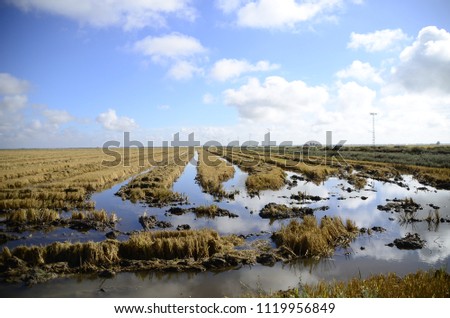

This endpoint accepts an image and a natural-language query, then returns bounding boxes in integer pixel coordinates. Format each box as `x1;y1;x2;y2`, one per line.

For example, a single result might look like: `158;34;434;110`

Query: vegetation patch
196;149;237;199
2;209;118;232
116;153;190;206
0;148;157;211
272;216;358;258
209;148;287;194
0;229;261;284
269;269;450;298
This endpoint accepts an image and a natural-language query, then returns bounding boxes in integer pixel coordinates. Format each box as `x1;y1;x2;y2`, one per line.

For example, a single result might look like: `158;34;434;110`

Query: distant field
0;148;168;211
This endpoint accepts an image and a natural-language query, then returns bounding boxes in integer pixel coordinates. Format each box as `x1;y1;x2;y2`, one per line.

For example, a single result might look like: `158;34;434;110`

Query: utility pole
370;113;377;146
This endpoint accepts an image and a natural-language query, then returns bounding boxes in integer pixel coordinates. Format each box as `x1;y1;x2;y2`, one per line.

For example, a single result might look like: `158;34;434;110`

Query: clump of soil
377;198;422;213
167;205;238;218
139;214;173;230
259;203;314;219
392;233;426;250
290;192;328;202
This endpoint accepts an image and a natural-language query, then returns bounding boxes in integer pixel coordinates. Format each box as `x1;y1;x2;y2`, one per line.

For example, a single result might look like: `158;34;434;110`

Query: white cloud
215;0;245;14
0;95;28;111
96;109;138;131
7;0;196;30
210;59;280;81
336;60;383;84
133;33;206;61
0;73;30;95
224;76;329;123
336;81;376;111
394;26;450;93
168;60;203;80
202;93;215;105
231;0;344;29
348;28;409;52
133;33;207;80
42;109;74;125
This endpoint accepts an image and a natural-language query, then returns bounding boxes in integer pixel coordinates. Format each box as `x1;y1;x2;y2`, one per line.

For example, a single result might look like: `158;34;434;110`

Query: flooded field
0;148;449;297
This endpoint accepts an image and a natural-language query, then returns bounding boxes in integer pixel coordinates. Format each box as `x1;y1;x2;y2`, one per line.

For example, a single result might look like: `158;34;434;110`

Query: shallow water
1;156;449;297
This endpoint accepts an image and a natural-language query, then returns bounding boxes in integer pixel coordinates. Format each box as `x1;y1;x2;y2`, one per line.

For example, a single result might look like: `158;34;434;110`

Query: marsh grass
209;148;287;193
6;209;60;224
0;148;161;210
271;269;450;298
71;209;117;224
272;216;358;257
196;149;235;198
0;229;244;269
116;153;190;206
120;229;237;260
245;164;286;193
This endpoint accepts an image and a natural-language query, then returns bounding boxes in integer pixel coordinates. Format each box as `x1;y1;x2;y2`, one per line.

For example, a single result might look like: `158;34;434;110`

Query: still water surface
1;157;449;297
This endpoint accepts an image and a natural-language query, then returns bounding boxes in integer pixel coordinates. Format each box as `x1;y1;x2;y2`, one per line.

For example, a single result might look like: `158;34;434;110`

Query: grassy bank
269;269;450;298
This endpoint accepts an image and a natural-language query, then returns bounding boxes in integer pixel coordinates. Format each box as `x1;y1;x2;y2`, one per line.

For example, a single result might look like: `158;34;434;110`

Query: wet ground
0;156;449;297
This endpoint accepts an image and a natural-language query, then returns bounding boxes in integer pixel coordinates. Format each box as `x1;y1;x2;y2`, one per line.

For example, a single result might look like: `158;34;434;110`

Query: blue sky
1;0;449;148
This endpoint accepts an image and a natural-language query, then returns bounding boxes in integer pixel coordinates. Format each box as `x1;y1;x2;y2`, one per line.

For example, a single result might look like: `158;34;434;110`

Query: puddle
1;154;449;297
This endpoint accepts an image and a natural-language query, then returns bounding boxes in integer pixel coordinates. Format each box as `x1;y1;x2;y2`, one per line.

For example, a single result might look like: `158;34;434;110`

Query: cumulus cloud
133;33;206;61
210;59;280;82
7;0;196;30
0;95;28;111
133;33;206;80
168;60;203;80
0;73;29;115
96;109;138;131
216;0;344;29
0;73;30;95
224;76;329;123
393;26;450;93
336;60;383;84
42;109;75;125
215;0;245;14
348;28;409;52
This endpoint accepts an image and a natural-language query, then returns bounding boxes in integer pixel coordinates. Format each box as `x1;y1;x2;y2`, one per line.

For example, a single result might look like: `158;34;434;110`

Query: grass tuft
272;216;358;257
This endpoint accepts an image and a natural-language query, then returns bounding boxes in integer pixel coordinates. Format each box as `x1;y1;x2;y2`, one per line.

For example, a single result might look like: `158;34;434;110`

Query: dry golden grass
119;229;238;260
116;150;190;206
0;148;165;210
70;209;117;223
196;149;235;198
6;209;60;224
210;148;287;194
272;216;358;257
1;229;244;267
272;269;450;298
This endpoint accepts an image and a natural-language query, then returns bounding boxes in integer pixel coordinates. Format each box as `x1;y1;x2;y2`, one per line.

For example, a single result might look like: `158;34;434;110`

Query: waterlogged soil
1;154;450;297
